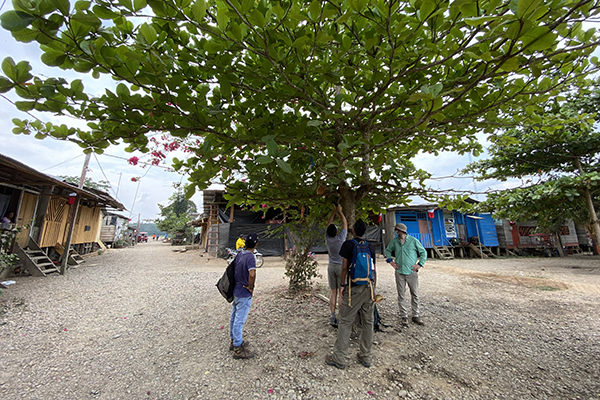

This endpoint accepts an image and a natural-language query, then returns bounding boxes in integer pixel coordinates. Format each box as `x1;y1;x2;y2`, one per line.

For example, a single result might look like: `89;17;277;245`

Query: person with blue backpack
326;219;376;369
385;223;427;327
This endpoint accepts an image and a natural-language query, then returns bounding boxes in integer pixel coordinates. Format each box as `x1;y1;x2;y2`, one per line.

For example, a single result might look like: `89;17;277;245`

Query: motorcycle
226;247;264;268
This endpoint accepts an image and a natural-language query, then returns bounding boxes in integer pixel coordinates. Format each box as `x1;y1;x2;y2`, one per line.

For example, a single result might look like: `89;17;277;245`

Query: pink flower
368;391;375;395
128;156;139;166
220;326;224;330
268;389;273;394
262;204;267;208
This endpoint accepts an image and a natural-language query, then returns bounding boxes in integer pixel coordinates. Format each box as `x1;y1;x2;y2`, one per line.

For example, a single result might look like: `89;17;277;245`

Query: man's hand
390;261;399;270
411;264;421;272
243;285;254;295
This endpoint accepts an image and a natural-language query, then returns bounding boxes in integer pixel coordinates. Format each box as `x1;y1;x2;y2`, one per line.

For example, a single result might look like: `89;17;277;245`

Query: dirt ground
0;241;599;400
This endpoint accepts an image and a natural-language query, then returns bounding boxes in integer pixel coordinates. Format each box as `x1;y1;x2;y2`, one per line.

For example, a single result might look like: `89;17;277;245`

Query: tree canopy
1;0;600;222
155;189;197;236
466;87;600;252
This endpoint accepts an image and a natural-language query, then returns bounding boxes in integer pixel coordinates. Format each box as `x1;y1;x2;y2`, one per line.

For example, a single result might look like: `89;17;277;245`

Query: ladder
55;243;86;265
13;240;58;277
433;245;454;260
206;204;220;256
469;243;495;258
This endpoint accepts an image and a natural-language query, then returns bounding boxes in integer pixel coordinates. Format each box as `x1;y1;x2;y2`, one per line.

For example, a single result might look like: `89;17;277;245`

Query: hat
394;223;407;233
245;233;258;248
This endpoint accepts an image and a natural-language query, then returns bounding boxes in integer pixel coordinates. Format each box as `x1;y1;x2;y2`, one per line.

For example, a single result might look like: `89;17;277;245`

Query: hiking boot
229;339;234;351
401;318;409;327
325;354;345;370
233;341;255;360
412;317;424;326
330;313;338;327
357;354;371;368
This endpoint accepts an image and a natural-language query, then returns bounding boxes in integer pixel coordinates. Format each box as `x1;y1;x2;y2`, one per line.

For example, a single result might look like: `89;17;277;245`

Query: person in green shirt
385;223;427;327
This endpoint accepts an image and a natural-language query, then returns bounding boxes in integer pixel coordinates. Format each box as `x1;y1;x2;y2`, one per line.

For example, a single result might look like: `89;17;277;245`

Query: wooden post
60;153;90;275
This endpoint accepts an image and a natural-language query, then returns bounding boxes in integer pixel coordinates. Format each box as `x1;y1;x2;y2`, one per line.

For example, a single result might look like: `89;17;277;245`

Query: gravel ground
0;241;599;400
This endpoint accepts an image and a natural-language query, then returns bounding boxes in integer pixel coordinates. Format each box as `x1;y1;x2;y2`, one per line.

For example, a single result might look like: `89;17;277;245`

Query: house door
16;192;37;247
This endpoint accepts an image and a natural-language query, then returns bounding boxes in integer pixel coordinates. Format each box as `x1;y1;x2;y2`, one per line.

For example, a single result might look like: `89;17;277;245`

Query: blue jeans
230;296;252;347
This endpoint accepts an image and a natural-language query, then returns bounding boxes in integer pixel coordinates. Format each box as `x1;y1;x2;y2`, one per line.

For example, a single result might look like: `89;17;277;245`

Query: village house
0;153;124;277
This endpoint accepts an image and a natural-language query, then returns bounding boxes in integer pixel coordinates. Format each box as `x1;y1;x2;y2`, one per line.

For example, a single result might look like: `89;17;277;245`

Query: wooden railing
408;233;433;248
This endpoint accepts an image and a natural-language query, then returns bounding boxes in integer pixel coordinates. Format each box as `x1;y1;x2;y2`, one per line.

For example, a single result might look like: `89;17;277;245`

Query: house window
416;212;426;219
399;214;417;222
111;216;117;226
518;226;534;236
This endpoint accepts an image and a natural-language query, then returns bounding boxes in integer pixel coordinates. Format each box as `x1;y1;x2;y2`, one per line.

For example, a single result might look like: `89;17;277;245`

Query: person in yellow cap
235;234;245;250
385;223;427;327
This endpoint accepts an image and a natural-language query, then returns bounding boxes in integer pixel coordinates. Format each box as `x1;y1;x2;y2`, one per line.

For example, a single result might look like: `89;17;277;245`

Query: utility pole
60;153;91;275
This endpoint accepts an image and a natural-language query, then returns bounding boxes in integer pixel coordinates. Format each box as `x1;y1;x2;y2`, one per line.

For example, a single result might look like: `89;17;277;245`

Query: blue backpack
350;239;375;285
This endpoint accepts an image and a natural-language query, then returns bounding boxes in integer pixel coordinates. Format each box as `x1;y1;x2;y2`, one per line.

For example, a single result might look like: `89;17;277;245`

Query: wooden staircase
433;245;454;260
469;243;495;258
55;242;86;266
13;240;58;277
206;204;220;256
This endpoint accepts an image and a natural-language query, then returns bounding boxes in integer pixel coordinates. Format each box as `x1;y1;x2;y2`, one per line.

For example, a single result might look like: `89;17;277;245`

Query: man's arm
245;269;256;295
340;258;348;296
327;205;337;226
337;204;348;231
385;239;398;269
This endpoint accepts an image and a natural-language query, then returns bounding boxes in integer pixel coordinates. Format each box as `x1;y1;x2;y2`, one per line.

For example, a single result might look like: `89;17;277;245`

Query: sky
0;3;532;219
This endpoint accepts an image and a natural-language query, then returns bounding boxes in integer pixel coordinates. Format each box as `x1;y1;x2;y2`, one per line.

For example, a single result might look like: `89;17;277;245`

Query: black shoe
357;354;371;368
401;318;409;327
412;317;424;326
325;354;345;369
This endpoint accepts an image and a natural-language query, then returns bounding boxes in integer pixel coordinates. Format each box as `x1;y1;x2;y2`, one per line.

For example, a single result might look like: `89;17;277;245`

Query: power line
40;153;85;172
93;153;119;200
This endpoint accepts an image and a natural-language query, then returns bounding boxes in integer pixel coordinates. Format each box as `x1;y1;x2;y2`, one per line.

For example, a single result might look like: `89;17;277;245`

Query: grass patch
537;285;561;291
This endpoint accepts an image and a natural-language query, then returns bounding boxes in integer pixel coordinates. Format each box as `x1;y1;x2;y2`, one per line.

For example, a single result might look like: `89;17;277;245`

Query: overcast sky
0;4;533;219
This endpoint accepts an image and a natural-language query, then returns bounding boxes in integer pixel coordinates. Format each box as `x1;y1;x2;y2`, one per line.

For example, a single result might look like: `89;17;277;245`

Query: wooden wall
16;192;37;247
39;197;102;247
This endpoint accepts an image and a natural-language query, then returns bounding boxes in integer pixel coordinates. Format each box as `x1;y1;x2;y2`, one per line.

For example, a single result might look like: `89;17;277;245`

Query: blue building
383;202;499;258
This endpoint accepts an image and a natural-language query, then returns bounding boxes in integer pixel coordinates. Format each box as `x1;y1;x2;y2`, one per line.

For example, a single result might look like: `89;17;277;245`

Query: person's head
326;224;338;238
245;233;258;249
239;234;245;239
394;223;408;238
353;219;367;237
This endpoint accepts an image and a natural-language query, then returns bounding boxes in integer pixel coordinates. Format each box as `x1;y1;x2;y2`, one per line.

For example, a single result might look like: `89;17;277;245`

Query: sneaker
325;354;345;369
412;317;424;326
357;354;371;368
401;318;409;327
233;341;255;359
330;313;338;327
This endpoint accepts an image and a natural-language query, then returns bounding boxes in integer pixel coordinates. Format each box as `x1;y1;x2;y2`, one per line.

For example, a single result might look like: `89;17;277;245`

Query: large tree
1;0;599;222
155;189;197;237
465;88;600;254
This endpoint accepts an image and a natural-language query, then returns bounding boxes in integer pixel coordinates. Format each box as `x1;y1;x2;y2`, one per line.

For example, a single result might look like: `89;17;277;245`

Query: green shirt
384;235;427;275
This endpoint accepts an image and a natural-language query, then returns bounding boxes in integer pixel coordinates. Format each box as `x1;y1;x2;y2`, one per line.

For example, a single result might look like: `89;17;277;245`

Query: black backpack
216;258;236;303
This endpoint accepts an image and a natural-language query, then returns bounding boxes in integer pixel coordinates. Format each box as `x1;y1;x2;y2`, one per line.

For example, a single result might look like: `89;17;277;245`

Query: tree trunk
575;158;600;255
554;232;565;257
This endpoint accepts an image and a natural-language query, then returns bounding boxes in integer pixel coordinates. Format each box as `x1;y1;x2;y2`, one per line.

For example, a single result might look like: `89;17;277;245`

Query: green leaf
192;0;206;22
266;139;278;155
307;120;323;127
276;159;292;174
93;5;119;19
0;77;14;93
50;0;71;15
0;10;35;31
140;23;157;43
1;57;17;80
41;51;67;67
500;57;519;71
15;101;36;111
521;26;557;51
419;0;437;21
517;0;542;19
75;1;91;11
257;156;273;164
133;0;147;11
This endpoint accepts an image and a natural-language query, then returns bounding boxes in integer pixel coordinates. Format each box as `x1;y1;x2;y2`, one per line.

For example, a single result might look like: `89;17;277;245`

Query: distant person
326;219;376;369
325;204;348;327
152;234;156;241
230;233;258;359
385;223;427;327
236;234;245;250
1;211;14;228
